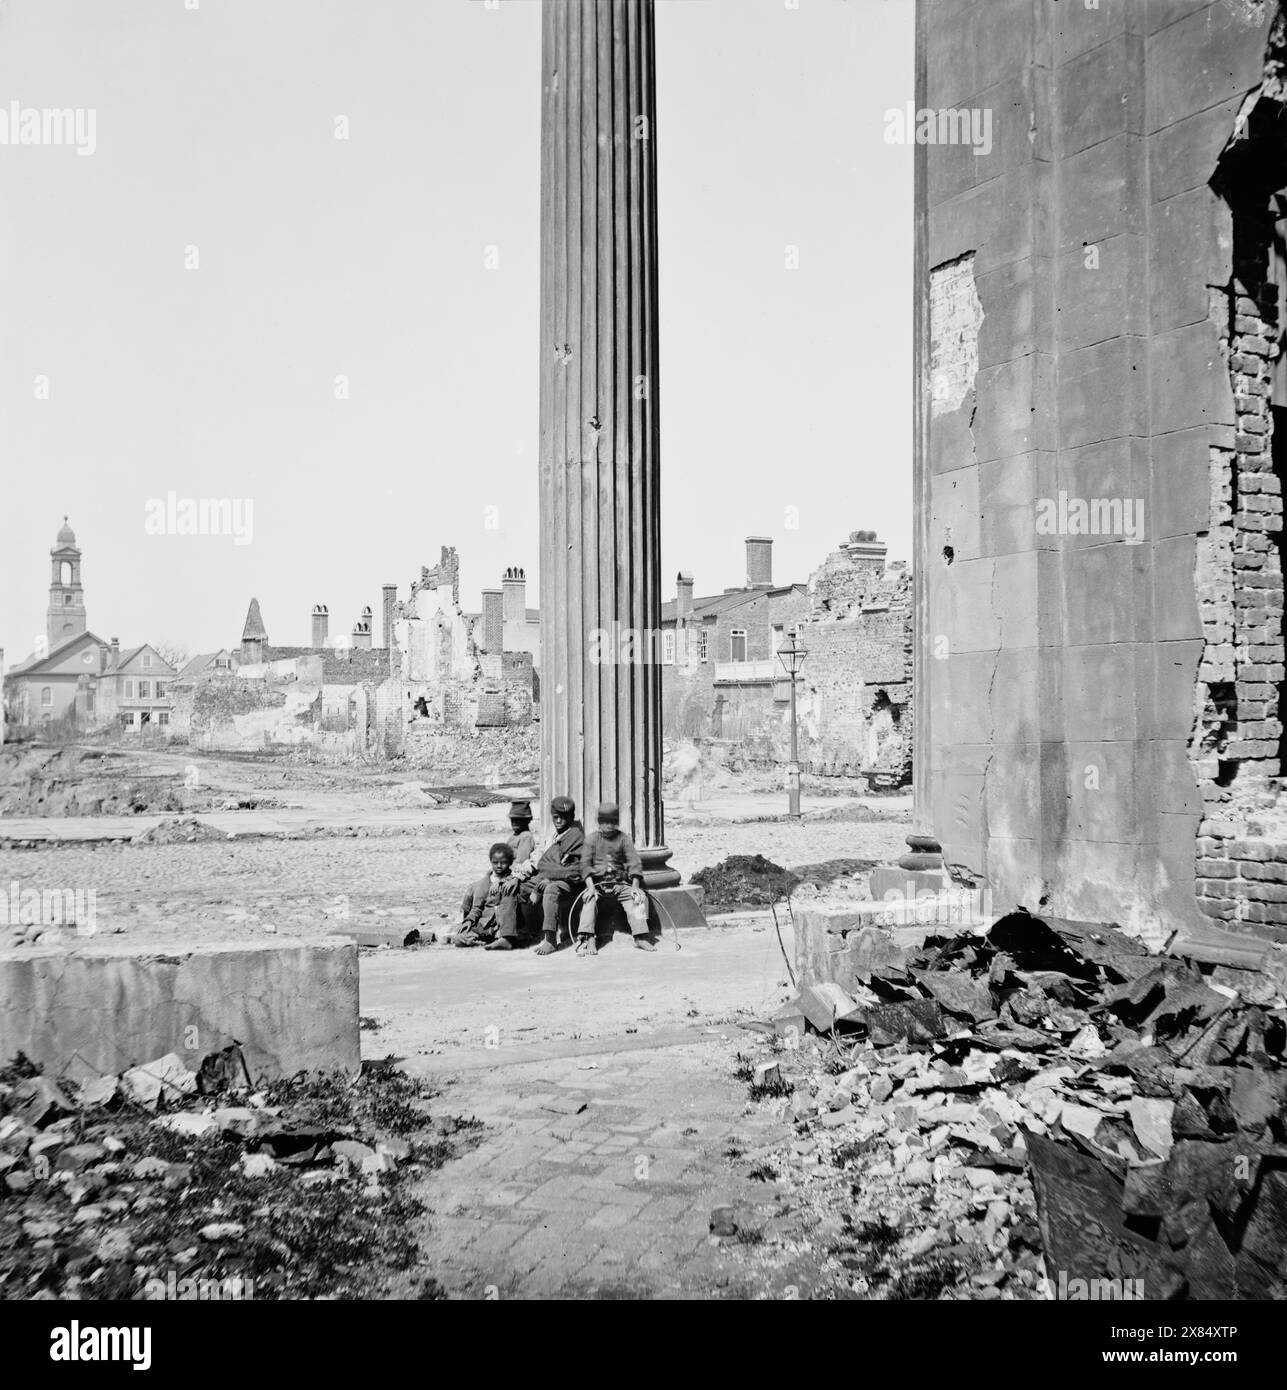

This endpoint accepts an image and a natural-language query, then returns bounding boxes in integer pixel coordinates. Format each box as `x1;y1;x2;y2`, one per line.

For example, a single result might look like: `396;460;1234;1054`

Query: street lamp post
778;629;808;819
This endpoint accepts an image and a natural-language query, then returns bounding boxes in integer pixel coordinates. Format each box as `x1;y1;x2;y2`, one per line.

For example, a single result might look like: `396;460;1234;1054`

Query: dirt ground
0;747;910;950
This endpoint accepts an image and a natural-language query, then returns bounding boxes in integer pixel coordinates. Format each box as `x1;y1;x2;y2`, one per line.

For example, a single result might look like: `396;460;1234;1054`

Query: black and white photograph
0;0;1284;1354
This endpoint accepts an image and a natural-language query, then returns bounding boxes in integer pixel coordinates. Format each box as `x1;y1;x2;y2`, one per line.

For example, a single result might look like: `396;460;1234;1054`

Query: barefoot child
514;795;584;955
456;843;522;951
577;803;655;956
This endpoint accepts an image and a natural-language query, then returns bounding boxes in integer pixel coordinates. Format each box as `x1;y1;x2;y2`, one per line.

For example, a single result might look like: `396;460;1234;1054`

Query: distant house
1;520;178;737
659;537;809;738
174;650;235;684
4;630;113;730
97;644;178;733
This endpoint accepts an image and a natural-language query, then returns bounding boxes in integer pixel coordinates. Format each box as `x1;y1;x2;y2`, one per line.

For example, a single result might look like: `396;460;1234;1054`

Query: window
85;688;96;713
698;629;709;663
63;593;73;605
730;629;747;663
142;653;152;668
138;681;151;699
772;624;785;654
158;712;170;727
119;714;133;730
40;686;52;706
59;561;72;585
124;680;134;698
155;683;166;699
662;631;675;665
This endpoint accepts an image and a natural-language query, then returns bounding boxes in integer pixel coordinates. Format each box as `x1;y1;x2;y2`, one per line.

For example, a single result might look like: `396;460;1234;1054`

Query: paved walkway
362;920;832;1298
400;1033;812;1299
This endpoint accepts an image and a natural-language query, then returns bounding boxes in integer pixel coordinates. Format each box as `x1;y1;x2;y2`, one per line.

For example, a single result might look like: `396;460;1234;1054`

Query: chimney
480;589;503;653
676;572;694;622
844;530;888;572
352;607;373;651
311;604;329;648
745;536;773;588
502;567;526;623
382;584;397;649
110;637;120;671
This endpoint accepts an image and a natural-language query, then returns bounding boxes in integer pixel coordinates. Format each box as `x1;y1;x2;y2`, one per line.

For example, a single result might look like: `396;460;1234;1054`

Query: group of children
455;796;656;957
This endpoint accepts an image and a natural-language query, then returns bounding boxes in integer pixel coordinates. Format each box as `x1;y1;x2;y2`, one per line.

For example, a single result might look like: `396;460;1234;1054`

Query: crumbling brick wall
798;541;914;785
1192;6;1287;930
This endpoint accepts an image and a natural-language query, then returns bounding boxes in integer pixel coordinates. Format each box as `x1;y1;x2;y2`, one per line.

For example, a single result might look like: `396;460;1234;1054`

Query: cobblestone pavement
396;1033;827;1300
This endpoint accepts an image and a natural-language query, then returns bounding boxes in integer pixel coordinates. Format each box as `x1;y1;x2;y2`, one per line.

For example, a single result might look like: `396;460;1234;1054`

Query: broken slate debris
736;907;1287;1299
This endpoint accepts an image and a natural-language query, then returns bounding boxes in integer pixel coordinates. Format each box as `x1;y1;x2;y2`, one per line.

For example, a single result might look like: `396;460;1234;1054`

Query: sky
0;0;914;665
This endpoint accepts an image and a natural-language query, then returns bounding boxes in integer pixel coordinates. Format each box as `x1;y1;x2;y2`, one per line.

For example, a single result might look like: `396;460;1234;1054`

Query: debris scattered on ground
0;745;188;819
725;908;1287;1299
690;855;801;911
131;817;229;845
0;1047;481;1300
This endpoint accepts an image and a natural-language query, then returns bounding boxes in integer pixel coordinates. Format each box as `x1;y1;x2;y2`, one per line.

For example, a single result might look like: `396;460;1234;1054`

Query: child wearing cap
515;795;585;955
577;803;655;956
506;800;536;867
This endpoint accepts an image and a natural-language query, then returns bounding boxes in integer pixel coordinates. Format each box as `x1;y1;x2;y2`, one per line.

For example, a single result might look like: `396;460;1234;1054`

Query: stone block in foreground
794;896;990;992
0;937;359;1084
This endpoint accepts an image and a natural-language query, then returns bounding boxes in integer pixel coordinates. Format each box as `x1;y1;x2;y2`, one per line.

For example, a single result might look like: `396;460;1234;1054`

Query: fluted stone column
871;0;946;900
539;0;679;889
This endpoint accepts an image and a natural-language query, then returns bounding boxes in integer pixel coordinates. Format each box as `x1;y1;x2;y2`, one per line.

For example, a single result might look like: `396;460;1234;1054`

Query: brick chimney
480;589;503;652
382;584;397;649
843;530;888;571
502;567;526;623
352;606;373;651
109;637;120;670
676;572;694;622
311;604;329;648
745;537;773;588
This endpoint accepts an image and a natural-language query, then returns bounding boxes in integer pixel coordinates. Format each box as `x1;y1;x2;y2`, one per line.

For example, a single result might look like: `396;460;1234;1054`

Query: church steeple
47;516;87;649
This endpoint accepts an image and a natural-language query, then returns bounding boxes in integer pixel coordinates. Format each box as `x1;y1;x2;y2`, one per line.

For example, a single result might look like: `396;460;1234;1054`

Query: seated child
457;843;522;951
506;800;536;869
458;799;533;920
514;795;584;955
577;802;655;956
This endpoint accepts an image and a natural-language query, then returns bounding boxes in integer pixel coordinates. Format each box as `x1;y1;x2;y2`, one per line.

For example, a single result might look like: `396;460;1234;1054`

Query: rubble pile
691;855;877;913
0;745;187;818
0;1049;478;1299
737;909;1287;1299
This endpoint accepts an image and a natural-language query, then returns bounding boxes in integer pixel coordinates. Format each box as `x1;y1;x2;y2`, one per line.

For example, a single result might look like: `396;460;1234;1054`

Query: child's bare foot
533;935;557;956
575;935;598;957
634;936;657;952
484;937;514;951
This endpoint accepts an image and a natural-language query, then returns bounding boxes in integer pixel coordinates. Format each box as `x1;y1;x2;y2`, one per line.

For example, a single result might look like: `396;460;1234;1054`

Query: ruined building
659;532;913;783
912;0;1287;945
175;545;537;757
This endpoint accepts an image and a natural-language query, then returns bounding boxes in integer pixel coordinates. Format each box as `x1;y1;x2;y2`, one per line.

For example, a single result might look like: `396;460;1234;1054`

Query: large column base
647;885;707;934
639;845;682;890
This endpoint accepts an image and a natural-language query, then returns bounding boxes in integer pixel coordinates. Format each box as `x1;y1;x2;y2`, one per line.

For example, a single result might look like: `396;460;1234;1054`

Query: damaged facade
915;0;1287;944
661;533;914;784
174;546;537;759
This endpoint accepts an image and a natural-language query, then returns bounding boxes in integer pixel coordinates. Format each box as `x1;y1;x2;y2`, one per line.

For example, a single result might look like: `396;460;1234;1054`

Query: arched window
59;560;73;586
40;687;52;706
